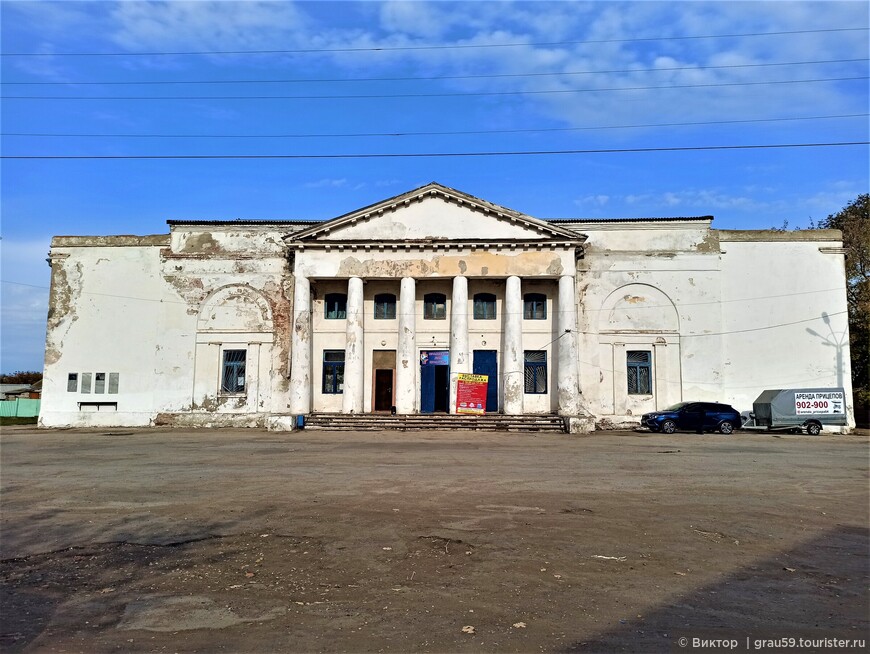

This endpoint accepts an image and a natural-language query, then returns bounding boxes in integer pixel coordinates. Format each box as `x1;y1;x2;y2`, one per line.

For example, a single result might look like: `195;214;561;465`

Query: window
81;373;92;394
423;293;447;320
94;373;106;394
473;293;497;320
67;373;78;392
322;350;345;394
627;351;652;395
325;293;347;319
108;373;120;394
374;293;397;319
523;293;547;320
524;351;547;394
221;350;246;393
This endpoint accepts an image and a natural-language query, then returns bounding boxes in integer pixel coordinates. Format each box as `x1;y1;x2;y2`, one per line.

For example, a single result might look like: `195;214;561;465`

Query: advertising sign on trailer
456;373;488;414
794;390;845;415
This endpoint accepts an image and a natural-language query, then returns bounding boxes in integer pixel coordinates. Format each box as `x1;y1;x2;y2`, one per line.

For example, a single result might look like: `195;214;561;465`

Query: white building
39;182;854;430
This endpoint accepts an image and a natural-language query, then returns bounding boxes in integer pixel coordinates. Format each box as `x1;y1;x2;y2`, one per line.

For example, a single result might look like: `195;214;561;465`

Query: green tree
818;194;869;402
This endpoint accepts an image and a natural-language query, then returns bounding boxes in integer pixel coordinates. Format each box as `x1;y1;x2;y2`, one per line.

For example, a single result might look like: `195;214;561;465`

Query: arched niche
598;283;679;333
197;285;273;333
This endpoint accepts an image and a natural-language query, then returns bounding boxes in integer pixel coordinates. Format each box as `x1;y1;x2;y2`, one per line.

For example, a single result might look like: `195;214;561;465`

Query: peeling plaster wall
295;248;573;280
577;223;725;420
718;234;854;427
40;228;293;428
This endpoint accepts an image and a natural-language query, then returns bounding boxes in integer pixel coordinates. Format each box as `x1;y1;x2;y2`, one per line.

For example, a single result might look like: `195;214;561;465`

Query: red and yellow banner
456;373;488;414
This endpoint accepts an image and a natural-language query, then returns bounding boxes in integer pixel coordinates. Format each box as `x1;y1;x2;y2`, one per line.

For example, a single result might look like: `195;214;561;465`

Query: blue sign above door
420;350;449;366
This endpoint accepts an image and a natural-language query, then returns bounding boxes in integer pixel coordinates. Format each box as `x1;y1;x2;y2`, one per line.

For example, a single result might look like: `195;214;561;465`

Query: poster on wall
456;373;488;414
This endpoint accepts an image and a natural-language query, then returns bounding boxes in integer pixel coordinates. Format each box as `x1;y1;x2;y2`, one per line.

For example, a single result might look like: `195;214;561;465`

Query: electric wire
3;57;865;85
2;27;866;56
3;142;867;160
5;75;866;100
4;113;865;140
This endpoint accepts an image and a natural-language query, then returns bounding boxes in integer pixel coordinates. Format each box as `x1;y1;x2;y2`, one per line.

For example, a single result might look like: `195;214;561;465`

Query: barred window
374;293;397;319
523;293;547;320
627;351;652;395
221;350;246;393
524;350;547;394
323;350;345;394
473;293;497;320
423;293;447;320
325;293;347;319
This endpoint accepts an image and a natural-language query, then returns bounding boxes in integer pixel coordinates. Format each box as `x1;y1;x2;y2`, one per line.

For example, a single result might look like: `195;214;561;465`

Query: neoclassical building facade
39;182;855;430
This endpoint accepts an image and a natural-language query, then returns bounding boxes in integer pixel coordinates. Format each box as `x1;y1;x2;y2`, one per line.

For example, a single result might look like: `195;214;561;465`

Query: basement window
627;351;652;395
221;350;246;393
67;373;78;392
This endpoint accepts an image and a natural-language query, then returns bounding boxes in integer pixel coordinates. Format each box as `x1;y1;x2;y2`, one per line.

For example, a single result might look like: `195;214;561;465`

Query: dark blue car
641;401;741;434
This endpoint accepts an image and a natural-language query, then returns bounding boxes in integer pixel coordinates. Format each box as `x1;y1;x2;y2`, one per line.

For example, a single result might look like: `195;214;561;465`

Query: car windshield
663;402;691;411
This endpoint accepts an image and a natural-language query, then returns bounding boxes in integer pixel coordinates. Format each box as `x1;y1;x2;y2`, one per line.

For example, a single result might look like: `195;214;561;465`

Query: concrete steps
302;413;566;433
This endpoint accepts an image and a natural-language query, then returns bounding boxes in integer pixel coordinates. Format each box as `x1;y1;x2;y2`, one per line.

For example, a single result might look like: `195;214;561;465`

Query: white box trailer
743;388;847;435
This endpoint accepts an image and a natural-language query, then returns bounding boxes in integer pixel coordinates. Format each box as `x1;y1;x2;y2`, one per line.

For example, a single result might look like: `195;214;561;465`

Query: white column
288;276;311;414
449;275;470;414
342;276;365;414
396;277;417;414
503;275;524;415
557;274;582;415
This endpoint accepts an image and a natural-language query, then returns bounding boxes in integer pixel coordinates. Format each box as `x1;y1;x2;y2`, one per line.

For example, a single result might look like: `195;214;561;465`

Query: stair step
301;413;566;433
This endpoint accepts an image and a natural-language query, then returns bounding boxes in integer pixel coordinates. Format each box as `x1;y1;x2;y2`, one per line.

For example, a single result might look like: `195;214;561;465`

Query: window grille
323;350;345;394
324;293;347;319
627;351;652;395
523;293;547;320
473;293;497;320
423;293;447;320
524;350;547;394
221;350;246;393
374;293;397;319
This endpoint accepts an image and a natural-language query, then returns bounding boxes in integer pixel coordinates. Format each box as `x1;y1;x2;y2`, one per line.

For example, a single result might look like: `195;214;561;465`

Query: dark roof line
547;216;714;223
168;215;714;227
167;219;319;225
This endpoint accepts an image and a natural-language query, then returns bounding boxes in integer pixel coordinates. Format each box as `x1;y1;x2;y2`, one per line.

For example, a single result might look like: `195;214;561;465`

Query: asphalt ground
1;426;868;653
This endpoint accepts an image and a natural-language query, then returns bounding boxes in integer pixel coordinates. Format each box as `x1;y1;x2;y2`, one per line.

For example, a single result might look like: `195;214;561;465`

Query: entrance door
473;350;499;413
420;350;450;414
374;369;394;412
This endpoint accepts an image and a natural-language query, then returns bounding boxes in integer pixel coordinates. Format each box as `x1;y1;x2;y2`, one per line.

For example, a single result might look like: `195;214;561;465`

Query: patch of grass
0;416;38;426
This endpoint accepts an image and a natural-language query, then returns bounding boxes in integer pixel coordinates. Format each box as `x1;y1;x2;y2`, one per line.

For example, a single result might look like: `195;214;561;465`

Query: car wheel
719;420;734;434
661;420;677;434
806;421;822;436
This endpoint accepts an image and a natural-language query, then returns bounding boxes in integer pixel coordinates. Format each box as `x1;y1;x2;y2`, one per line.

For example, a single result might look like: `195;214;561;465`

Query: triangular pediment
285;182;584;244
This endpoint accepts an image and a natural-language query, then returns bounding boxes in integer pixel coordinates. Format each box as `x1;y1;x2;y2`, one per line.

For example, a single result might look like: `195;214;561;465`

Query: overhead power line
4;75;866;100
1;27;866;56
2;57;865;85
3;142;867;160
3;114;866;140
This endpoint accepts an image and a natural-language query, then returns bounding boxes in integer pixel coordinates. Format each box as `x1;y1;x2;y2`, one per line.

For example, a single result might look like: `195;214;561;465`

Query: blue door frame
473;350;499;413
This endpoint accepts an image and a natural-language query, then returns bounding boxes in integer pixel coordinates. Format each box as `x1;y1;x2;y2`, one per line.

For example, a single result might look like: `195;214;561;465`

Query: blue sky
1;0;868;373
